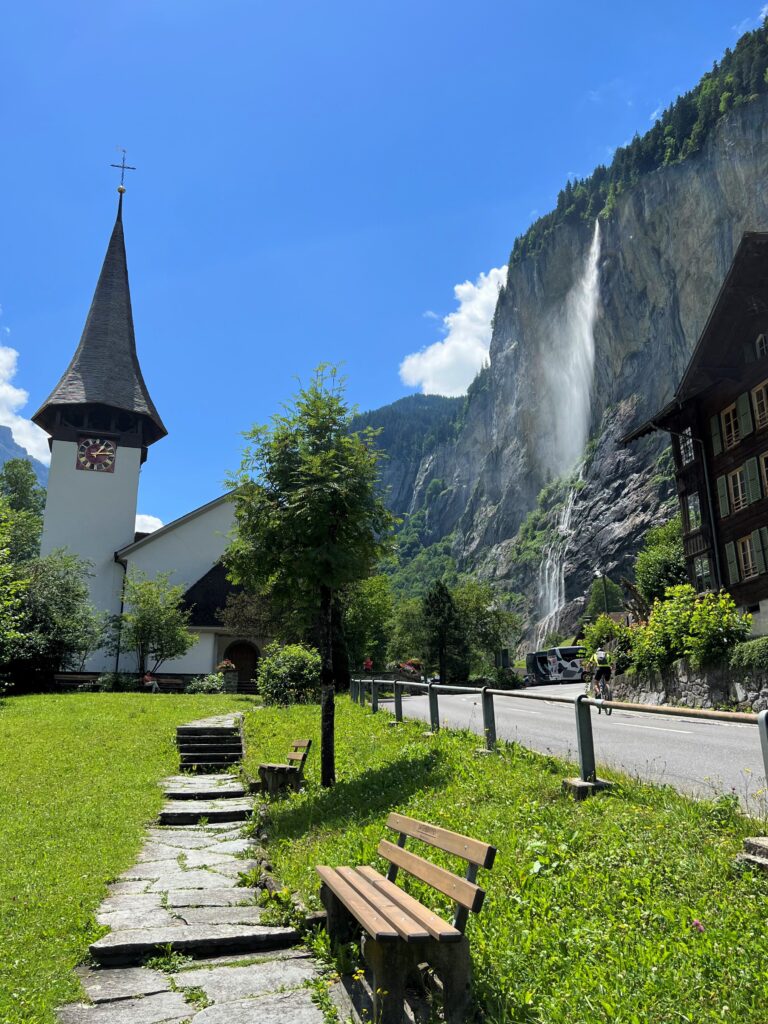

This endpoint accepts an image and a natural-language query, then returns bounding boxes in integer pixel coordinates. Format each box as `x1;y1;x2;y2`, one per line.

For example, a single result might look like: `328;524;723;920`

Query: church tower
32;187;166;667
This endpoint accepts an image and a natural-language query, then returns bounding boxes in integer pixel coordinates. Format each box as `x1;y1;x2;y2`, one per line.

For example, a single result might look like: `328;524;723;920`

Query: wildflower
691;919;705;932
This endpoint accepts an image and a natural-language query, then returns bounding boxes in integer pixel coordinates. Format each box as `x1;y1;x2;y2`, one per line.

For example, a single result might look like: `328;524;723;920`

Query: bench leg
427;936;472;1024
361;934;409;1024
320;883;360;945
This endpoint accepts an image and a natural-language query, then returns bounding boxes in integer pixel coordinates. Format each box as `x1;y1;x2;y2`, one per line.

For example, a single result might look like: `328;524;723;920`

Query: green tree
342;575;394;671
634;515;687;608
108;569;198;676
0;459;46;562
452;578;522;676
227;365;394;786
422;579;468;683
387;595;426;666
584;575;624;619
0;504;26;680
9;551;103;687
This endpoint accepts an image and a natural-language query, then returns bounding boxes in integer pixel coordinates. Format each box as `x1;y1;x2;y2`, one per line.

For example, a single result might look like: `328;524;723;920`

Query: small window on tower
116;411;136;433
89;407;112;432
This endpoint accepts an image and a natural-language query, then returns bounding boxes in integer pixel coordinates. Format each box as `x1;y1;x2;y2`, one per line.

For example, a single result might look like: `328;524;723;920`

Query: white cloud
422;310;440;321
0;344;51;464
649;105;662;123
762;4;768;18
135;514;163;533
399;266;507;396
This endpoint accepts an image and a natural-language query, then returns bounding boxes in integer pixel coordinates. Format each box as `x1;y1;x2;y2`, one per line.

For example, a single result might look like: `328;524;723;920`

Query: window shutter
745;457;762;503
737;392;754;437
754;531;766;575
710;414;723;456
725;541;739;585
761;526;768;559
716;475;729;517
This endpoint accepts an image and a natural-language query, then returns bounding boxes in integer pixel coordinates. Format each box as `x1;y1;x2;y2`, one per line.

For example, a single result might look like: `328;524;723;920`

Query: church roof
32;193;167;444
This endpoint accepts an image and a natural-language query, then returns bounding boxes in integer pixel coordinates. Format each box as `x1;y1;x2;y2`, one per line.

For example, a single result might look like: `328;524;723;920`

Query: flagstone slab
106;880;149;896
159;800;252;825
76;966;169;1003
136;843;183;862
99;893;165;915
97;907;180;931
193;990;323;1023
171;955;317;1002
178;905;264;927
57;990;189;1023
148;868;239;891
210;838;255;856
209;859;259;878
178;848;237;869
146;829;215;849
165;887;258;908
90;924;299;964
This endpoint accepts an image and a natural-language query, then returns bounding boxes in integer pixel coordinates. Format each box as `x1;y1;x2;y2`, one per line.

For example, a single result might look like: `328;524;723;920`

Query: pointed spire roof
33;193;167;444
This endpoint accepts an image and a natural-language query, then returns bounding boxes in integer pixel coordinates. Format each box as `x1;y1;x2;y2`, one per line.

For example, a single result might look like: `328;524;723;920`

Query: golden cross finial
110;148;136;193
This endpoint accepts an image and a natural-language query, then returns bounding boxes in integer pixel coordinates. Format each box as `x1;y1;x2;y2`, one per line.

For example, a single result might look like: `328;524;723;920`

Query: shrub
730;635;768;673
187;672;225;694
257;642;321;706
93;672;141;692
632;585;751;673
583;615;634;673
633;515;687;606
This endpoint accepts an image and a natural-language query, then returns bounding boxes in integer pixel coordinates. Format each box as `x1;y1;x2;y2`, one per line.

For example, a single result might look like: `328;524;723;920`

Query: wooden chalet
622;232;768;631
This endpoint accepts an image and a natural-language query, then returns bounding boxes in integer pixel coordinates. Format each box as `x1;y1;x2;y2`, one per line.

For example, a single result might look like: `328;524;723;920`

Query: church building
32;187;262;684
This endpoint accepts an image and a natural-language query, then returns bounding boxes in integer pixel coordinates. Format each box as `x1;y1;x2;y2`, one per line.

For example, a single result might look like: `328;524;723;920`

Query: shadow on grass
268;748;449;840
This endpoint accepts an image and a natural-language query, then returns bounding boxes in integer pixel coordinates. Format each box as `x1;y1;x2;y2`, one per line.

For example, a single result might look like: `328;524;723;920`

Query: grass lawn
0;692;254;1024
243;701;768;1024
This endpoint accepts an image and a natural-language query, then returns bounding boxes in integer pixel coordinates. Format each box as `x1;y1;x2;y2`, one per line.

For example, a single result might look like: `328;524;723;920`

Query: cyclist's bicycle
594;675;613;715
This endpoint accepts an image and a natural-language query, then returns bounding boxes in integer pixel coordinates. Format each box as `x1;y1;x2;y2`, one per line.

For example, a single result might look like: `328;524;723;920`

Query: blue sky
0;0;763;528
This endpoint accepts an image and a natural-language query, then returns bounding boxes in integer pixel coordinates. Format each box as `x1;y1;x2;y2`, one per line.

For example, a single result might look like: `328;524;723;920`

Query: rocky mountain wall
399;96;768;636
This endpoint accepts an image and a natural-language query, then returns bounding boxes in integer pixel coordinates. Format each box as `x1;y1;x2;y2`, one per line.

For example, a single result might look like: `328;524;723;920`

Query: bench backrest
286;739;312;772
379;812;497;933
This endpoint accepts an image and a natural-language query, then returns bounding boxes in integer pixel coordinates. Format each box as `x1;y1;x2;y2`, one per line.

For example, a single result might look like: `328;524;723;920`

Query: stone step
737;851;768;873
159;800;252;825
89;923;299;965
163;784;246;800
178;743;243;754
177;727;241;737
180;756;242;768
744;836;768;858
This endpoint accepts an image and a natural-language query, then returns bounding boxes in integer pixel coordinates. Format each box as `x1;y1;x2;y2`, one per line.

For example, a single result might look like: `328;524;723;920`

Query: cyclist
590;647;613;715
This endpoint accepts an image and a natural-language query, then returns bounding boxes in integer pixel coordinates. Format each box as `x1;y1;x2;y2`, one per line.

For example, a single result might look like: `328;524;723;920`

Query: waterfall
534;221;601;646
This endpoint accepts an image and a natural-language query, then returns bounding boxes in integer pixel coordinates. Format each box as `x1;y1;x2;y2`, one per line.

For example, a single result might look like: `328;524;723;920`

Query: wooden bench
258;739;312;797
317;812;496;1024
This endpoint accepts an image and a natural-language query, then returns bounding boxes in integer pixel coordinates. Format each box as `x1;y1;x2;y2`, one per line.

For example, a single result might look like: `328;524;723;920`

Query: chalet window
679;427;695;465
753;380;768;430
757;334;768;359
728;467;748;512
685;492;702;532
693;556;712;592
761;452;768;495
720;394;754;451
737;535;762;580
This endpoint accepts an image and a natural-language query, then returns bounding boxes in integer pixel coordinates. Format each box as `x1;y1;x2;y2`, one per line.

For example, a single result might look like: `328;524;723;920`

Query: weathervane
110;148;136;193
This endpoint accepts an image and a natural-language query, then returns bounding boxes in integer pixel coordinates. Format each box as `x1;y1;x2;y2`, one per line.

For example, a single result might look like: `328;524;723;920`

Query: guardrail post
359;678;366;707
350;677;358;703
394;682;403;722
428;683;440;733
759;710;768;790
371;679;379;713
481;687;497;750
575;694;596;783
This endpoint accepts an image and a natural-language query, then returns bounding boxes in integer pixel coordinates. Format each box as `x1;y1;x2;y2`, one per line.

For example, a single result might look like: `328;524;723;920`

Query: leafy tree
342;575;394;671
0;504;26;680
107;569;197;676
387;595;426;666
0;459;46;561
634;515;687;609
452;578;522;676
584;575;624;619
9;551;104;687
227;365;394;786
422;580;468;683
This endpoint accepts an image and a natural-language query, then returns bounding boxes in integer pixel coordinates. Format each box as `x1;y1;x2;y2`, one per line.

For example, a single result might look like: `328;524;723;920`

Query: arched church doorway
224;641;260;684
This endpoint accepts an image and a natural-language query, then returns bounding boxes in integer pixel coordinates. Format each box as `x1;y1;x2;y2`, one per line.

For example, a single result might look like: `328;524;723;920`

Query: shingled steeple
32;192;167;445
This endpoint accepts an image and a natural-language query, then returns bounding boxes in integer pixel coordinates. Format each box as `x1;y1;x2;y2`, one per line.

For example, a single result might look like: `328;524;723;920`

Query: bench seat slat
378;839;485;914
292;740;311;749
317;866;398;941
356;866;462;942
286;752;305;762
336;867;429;942
260;763;296;771
386;812;496;869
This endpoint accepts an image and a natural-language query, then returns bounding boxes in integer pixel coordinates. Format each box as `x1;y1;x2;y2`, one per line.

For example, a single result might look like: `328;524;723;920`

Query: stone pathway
56;721;324;1023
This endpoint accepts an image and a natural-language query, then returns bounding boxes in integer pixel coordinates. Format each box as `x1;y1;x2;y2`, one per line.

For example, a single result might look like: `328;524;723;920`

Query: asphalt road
376;682;768;815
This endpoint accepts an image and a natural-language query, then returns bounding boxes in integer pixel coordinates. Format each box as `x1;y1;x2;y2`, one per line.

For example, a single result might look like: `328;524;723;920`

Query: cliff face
395;96;768;635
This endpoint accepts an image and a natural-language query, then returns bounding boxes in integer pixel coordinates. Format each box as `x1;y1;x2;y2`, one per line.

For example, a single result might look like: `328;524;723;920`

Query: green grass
0;692;254;1024
243;701;768;1024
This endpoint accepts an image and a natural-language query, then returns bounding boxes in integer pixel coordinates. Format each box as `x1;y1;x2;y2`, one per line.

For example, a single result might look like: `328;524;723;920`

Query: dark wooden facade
623;233;768;613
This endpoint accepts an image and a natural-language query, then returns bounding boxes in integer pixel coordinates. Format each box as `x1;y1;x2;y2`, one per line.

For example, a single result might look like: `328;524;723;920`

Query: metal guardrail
349;676;768;790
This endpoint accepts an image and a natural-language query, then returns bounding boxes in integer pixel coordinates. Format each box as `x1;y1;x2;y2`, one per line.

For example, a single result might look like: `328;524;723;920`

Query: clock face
76;437;117;473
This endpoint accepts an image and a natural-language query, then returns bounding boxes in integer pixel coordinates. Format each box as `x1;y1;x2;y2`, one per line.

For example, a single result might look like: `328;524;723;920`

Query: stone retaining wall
612;660;768;713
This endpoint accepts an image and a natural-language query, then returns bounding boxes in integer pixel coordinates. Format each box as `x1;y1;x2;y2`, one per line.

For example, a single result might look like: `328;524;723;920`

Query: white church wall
41;439;142;673
161;631;218;676
123;496;235;594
